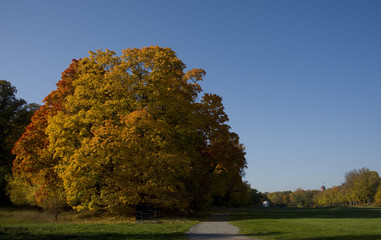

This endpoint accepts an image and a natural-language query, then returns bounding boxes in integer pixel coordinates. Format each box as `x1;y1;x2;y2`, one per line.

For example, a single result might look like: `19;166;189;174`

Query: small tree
35;184;67;220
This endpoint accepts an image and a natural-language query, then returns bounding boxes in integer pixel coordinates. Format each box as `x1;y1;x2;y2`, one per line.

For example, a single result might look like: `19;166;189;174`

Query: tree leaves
9;47;247;213
0;80;38;203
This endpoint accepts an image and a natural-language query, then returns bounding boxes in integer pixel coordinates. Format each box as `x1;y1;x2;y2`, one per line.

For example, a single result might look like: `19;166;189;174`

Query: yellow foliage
10;46;247;213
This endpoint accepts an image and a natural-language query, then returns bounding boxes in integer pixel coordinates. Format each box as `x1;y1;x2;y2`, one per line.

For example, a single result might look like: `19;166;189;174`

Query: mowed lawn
230;207;381;240
0;208;198;240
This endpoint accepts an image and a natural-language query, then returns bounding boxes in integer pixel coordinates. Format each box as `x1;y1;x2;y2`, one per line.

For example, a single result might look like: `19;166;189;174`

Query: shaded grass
0;222;196;240
229;207;381;240
0;207;198;240
0;207;135;224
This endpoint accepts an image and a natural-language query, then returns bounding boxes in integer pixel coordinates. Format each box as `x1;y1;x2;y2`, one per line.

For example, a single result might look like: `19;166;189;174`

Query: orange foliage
9;48;247;212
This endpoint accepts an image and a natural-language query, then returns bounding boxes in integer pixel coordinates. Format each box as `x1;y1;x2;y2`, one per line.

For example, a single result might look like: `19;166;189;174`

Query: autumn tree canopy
343;167;380;205
9;46;247;213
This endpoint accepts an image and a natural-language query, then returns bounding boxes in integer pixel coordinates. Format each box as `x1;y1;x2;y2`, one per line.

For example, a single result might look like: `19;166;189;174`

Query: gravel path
187;212;262;240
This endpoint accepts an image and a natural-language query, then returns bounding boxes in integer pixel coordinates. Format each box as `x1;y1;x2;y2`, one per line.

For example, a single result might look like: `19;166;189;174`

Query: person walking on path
187;212;262;240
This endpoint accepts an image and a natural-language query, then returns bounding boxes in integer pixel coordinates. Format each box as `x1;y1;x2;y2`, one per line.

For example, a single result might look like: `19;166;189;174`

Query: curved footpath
187;212;262;240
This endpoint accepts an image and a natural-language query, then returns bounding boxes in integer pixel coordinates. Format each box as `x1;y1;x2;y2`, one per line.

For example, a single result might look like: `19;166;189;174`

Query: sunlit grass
229;207;381;240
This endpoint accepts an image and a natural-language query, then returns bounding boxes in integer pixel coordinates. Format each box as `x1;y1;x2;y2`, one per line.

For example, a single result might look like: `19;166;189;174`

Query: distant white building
263;200;270;207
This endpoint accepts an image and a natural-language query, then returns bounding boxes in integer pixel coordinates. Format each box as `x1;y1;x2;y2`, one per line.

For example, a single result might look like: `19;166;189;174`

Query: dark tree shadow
229;207;381;220
0;227;186;240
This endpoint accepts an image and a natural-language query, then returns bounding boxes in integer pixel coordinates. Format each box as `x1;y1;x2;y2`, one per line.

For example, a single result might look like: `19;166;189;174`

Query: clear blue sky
1;0;380;193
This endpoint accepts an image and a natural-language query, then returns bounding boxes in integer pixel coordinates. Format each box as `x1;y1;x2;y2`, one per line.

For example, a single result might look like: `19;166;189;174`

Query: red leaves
11;60;80;206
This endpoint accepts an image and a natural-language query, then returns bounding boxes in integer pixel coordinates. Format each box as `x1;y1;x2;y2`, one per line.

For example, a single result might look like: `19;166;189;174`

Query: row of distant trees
266;168;381;207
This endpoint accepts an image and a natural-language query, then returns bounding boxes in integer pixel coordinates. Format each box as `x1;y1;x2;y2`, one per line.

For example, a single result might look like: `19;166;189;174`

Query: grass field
229;207;381;240
2;206;381;240
0;207;198;240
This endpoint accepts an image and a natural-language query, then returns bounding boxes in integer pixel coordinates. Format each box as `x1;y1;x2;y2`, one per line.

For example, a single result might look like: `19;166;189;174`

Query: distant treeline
265;168;381;207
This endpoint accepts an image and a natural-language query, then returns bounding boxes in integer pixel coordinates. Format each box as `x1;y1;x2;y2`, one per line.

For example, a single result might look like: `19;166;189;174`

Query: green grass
5;206;381;240
0;208;198;240
229;207;381;240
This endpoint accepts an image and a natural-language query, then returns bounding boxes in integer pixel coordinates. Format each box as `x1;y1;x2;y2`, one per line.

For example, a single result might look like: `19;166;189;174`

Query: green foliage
374;184;381;207
248;188;266;206
266;191;291;206
6;176;38;206
0;80;38;203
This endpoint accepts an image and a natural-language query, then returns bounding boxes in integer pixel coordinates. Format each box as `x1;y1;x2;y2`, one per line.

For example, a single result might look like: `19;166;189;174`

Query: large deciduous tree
10;47;247;213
